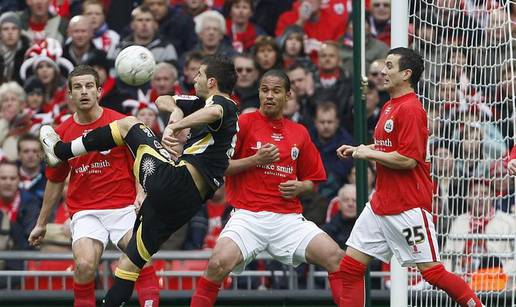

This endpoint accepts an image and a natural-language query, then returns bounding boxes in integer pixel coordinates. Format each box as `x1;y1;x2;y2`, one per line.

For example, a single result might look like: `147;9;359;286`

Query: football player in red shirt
28;65;159;307
190;69;346;307
336;48;483;307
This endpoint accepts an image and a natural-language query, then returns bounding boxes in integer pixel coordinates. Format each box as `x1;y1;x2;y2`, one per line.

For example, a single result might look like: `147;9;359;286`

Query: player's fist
336;144;356;159
254;143;280;165
155;95;177;113
508;159;516;176
28;224;46;247
352;144;371;159
279;180;303;199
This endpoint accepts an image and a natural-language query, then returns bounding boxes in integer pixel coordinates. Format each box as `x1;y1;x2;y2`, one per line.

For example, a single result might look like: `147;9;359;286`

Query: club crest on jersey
333;3;344;15
291;146;299;160
384;119;394;133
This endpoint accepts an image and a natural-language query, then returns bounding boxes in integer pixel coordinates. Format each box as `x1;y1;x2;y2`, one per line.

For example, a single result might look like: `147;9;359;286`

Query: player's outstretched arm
225;143;279;176
28;180;65;246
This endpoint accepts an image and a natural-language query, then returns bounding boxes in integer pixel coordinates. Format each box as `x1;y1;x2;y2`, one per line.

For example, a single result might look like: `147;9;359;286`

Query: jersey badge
291;146;299;160
333;3;344;15
384;119;394;133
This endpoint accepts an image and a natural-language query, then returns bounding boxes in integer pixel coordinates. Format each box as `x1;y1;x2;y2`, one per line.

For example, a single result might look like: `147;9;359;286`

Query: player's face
193;65;209;98
259;75;290;120
382;54;410;92
68;75;101;111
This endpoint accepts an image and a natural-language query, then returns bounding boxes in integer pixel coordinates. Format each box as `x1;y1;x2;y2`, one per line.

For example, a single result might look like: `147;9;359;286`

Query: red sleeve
275;11;296;37
396;105;427;162
45;161;70;183
511;146;516;160
296;127;327;182
233;114;249;159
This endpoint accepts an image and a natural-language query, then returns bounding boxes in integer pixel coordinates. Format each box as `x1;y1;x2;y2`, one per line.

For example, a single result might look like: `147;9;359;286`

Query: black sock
82;125;119;152
101;276;135;307
54;141;73;160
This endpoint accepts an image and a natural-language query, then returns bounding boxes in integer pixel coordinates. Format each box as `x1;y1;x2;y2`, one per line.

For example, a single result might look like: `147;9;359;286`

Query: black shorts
123;124;203;267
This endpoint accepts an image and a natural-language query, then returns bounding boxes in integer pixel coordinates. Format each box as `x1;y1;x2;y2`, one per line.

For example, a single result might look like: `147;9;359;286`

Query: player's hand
254;143;280;165
162;126;189;159
28;224;46;247
352;144;372;160
336;144;356;159
155;95;177;113
279;180;304;199
298;1;313;23
134;185;146;213
508;159;516;176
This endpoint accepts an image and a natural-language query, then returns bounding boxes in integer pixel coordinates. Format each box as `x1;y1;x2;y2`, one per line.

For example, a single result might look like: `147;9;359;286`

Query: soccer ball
115;45;156;86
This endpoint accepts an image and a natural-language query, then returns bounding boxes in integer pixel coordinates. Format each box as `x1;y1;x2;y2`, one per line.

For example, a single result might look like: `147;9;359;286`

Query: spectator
17;134;45;202
321;184;357;249
287;62;318;122
282;89;311;128
233;54;260;113
369;0;391;45
17;0;68;44
0;12;31;84
443;180;516;289
178;50;203;95
188;10;236;60
346;163;376;198
251;0;293;36
63;15;107;67
275;0;348;61
24;78;45;112
82;0;121;59
252;35;283;75
489;160;515;213
144;0;197;57
339;13;389;77
113;5;178;63
224;0;265;53
183;186;230;250
0;82;31;161
454;124;491;181
344;81;381;143
310;102;353;199
181;0;209;18
135;103;162;138
367;58;389;106
278;25;314;72
150;62;180;102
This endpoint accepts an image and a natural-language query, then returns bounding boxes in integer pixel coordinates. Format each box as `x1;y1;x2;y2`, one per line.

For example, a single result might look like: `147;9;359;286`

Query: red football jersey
370;92;433;215
510;146;516;160
45;108;136;216
226;111;326;214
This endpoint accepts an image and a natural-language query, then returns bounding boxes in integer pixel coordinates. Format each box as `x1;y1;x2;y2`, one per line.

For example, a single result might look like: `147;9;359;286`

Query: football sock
101;268;138;307
421;264;483;307
190;276;221;307
73;280;95;307
135;265;160;307
338;255;367;307
328;271;344;305
54;122;124;160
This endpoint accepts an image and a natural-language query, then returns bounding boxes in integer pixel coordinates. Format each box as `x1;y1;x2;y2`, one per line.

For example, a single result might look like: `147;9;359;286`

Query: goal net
408;0;515;306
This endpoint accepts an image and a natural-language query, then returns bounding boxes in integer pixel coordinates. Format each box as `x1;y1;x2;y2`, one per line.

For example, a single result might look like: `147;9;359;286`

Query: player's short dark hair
17;133;41;152
387;47;424;89
68;65;101;89
203;55;237;95
260;69;291;92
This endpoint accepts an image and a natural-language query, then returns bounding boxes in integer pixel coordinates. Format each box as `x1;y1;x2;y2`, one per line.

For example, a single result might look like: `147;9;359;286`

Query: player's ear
403;68;413;82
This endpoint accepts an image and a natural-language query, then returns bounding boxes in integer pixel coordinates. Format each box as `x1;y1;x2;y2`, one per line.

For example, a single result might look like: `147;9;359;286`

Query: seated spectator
83;0;121;59
339;13;389;76
369;0;391;45
144;0;197;57
343;81;381;143
321;184;357;249
224;0;265;53
310;102;353;199
233;54;260;113
278;25;316;73
178;51;204;95
17;134;45;203
186;10;236;61
0;12;30;84
63;15;107;67
0;82;32;161
443;180;516;290
17;0;68;44
287;62;319;122
252;35;283;75
367;58;389;106
112;5;178;64
275;0;348;61
0;162;40;289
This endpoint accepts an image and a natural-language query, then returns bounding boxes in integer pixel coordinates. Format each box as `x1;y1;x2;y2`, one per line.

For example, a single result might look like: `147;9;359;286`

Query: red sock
73;281;95;307
190;276;221;307
338;255;367;307
328;271;344;304
421;264;483;307
135;265;160;307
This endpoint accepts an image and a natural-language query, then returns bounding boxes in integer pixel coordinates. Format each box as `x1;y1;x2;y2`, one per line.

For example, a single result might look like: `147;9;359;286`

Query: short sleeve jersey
371;92;433;215
45;108;136;216
225;111;326;214
180;95;239;194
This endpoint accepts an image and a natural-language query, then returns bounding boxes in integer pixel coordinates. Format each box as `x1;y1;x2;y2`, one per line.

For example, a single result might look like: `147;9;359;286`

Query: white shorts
346;203;440;267
218;209;324;274
70;206;136;249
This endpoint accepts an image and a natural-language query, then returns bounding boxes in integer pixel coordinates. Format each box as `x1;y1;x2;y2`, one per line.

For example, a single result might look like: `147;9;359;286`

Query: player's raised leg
190;237;244;307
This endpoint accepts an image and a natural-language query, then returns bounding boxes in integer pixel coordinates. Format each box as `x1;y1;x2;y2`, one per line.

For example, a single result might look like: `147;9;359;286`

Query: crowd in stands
0;0;514;293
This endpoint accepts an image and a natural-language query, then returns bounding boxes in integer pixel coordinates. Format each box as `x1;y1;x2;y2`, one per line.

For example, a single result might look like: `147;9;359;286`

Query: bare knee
75;258;98;282
205;253;235;282
320;247;345;272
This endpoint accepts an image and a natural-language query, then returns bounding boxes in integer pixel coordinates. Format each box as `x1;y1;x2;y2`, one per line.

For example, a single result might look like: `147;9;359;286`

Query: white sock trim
71;138;87;156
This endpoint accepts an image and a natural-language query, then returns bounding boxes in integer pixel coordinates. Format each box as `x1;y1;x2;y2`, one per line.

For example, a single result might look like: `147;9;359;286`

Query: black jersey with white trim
180;95;238;195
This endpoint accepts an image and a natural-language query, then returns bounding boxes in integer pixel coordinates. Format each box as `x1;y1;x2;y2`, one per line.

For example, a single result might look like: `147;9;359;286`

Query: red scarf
0;191;21;222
